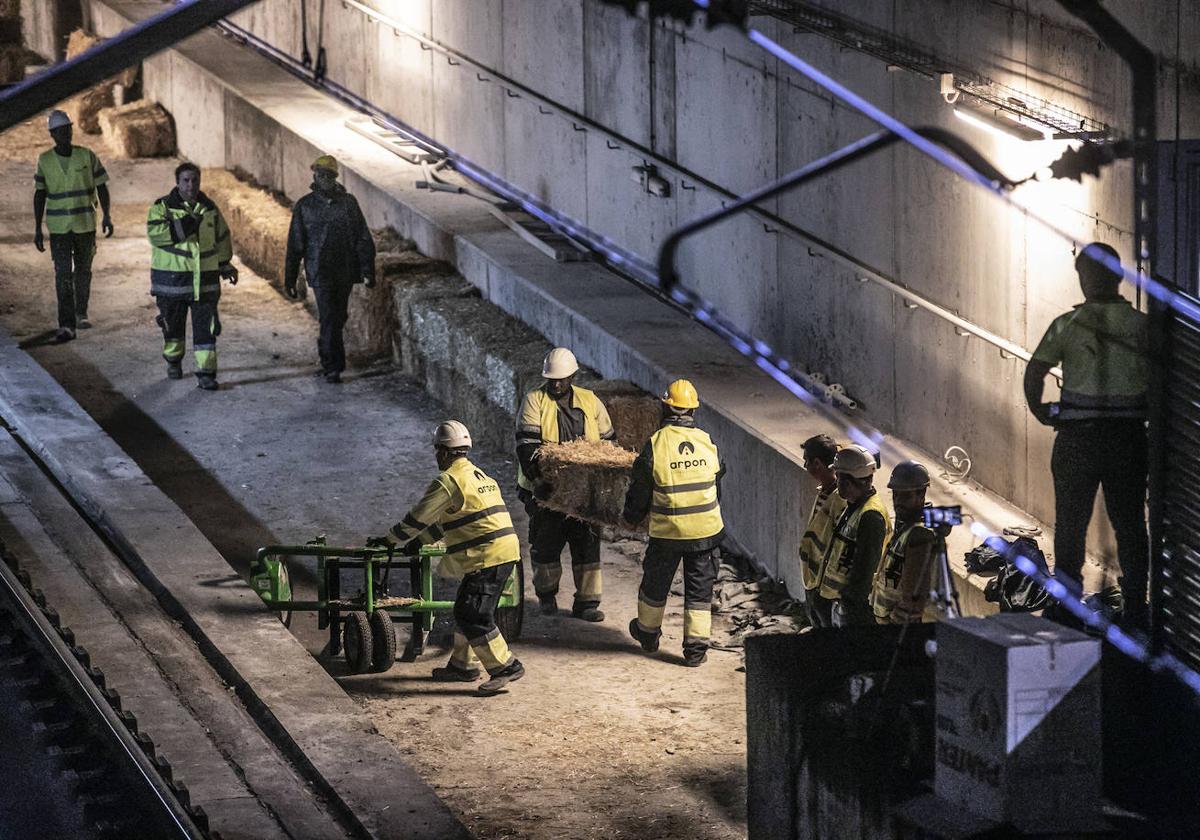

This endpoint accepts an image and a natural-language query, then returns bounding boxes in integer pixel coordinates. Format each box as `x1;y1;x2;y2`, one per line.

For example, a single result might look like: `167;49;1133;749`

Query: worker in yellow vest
623;380;725;667
33;110;113;342
817;444;892;626
798;434;846;628
870;460;936;624
388;421;525;696
147;163;238;390
515;347;615;621
1025;242;1150;627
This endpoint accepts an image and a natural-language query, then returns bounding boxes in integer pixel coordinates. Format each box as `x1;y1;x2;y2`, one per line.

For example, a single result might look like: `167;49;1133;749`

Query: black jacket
284;183;375;288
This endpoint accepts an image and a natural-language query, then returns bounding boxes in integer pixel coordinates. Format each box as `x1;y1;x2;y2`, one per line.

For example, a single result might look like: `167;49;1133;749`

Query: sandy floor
0;118;747;840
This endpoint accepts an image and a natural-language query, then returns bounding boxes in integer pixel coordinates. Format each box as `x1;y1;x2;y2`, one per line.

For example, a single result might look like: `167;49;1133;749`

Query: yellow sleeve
388;475;463;546
89;149;109;187
214;209;233;265
517;391;544;445
595;397;615;441
147;200;174;248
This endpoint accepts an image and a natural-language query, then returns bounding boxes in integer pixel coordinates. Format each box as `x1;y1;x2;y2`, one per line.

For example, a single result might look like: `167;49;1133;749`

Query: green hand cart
249;537;524;674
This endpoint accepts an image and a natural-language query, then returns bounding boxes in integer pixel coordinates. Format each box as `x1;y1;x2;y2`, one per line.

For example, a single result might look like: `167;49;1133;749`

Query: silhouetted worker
1025;242;1150;627
284;155;376;384
33;110;113;342
515;347;615;621
798;434;845;628
147;163;237;390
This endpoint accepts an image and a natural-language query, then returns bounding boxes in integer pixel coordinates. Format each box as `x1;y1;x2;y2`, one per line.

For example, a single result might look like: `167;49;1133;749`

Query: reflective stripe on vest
817;491;892;600
648;425;723;541
441;458;521;573
37;147;100;234
870;521;934;621
516;385;601;491
148;199;227;300
800;488;846;591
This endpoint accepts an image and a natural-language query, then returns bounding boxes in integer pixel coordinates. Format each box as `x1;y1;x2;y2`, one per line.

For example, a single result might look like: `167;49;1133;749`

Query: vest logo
677;441;695;456
474;469;486;481
670;458;707;470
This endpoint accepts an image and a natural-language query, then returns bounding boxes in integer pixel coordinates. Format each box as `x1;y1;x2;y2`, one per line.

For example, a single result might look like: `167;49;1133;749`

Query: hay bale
97;99;174;158
200;168;292;288
536;439;644;535
62;30;138;133
590;380;661;452
66;29;136;87
0;41;24;84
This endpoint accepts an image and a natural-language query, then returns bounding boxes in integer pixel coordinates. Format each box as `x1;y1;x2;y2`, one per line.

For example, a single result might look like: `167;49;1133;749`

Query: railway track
0;537;210;840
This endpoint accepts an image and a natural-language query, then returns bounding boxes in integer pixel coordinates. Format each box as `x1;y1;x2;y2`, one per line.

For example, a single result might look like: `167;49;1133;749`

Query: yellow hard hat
661;379;699;410
311;154;339;175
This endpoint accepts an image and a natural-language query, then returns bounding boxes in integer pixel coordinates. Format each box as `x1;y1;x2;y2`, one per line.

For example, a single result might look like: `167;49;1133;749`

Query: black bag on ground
982;536;1052;612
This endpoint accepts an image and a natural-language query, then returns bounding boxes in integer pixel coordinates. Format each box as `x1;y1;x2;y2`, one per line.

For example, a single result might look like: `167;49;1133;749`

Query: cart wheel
495;560;525;642
342;612;372;674
368;610;397;673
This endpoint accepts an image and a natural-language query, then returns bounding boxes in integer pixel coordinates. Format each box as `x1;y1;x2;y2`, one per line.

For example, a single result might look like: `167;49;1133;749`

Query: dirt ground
0;117;748;840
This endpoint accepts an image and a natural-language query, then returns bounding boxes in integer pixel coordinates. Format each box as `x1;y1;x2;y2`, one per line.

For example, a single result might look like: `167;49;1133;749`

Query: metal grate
749;0;1110;137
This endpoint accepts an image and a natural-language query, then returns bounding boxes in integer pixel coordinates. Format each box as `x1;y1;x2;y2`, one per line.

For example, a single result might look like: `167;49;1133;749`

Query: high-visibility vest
799;487;846;591
817;491;892;600
648;425;724;541
35;146;107;235
147;191;233;301
440;458;521;574
870;520;935;623
515;385;603;492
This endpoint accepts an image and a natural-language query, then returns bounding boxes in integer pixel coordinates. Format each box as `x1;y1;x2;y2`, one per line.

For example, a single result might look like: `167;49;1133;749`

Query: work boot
628;619;660;653
325;370;342;384
166;360;183;380
538;595;559;616
431;663;481;682
477;660;525;696
683;648;708;668
196;375;219;391
573;605;605;622
77;317;92;329
54;327;75;343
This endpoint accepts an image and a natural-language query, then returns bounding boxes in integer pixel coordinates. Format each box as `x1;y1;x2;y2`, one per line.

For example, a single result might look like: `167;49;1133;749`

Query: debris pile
536;439;642;534
97;99;175;158
708;562;806;650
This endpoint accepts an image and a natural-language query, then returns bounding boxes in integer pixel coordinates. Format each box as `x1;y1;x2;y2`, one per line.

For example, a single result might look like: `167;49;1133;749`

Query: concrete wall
20;0;81;62
207;0;1200;549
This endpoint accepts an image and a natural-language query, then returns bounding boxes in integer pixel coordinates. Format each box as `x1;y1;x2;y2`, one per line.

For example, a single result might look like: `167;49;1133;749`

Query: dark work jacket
622;414;727;553
284;183;375;288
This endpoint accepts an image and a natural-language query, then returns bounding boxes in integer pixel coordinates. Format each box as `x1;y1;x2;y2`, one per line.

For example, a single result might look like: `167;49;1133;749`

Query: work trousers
313;283;352;375
804;586;833;628
635;540;719;655
448;562;518;676
155;297;219;378
50;231;95;330
524;495;601;609
1051;419;1149;623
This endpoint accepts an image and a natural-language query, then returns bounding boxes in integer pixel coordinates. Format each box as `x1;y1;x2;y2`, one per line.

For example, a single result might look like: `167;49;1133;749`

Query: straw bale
0;16;22;43
0;41;24;84
200;168;293;288
0;2;18;19
97;99;174;158
66;29;137;87
536;439;643;534
590;379;660;452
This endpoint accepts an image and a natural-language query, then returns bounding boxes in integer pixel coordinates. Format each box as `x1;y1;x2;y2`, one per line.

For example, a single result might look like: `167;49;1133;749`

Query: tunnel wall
206;0;1200;551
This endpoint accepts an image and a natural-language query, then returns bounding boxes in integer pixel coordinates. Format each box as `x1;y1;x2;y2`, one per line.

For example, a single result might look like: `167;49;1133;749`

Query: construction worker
387;420;524;696
816;444;892;627
624;379;725;666
798;434;845;628
871;460;936;624
284;155;376;384
1025;242;1150;627
515;347;615;621
147;163;238;390
33;110;113;342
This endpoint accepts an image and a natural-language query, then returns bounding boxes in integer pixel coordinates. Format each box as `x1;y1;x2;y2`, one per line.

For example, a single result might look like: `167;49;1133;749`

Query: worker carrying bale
798;434;845;629
33;110;113;342
624;379;726;667
815;444;893;626
870;460;936;624
146;162;238;390
515;347;615;622
387;420;525;696
284;154;376;384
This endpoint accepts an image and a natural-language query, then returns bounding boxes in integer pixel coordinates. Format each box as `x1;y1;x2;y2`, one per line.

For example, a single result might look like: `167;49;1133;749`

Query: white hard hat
48;110;72;131
831;444;877;479
433;420;472;450
542;347;579;380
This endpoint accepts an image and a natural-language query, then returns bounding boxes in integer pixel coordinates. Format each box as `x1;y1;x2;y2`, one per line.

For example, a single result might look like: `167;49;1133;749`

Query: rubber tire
368;610;397;673
342;612;372;674
495;561;525;642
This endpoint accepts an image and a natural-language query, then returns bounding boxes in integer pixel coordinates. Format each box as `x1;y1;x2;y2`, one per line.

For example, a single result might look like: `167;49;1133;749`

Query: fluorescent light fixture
953;106;1048;142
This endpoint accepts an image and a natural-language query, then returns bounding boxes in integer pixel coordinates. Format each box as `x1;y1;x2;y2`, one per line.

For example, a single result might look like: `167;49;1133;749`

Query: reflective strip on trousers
468;627;515;675
449;633;479;669
162;339;185;361
533;561;562;596
194;344;217;373
637;590;667;633
684;608;712;642
573;562;602;602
